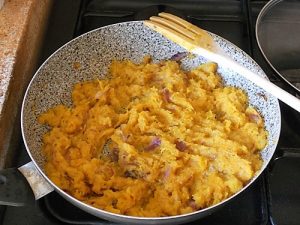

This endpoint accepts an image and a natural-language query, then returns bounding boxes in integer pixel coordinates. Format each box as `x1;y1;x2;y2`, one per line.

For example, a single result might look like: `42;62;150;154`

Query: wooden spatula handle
193;47;300;112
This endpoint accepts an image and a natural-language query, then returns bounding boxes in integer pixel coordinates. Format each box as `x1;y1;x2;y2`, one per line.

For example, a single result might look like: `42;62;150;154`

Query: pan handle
0;161;54;206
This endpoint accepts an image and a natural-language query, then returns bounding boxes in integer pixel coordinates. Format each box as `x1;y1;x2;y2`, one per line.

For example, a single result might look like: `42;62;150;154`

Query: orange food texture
39;59;267;217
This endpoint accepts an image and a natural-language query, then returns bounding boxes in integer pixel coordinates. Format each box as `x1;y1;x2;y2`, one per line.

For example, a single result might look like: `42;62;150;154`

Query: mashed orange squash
39;57;267;217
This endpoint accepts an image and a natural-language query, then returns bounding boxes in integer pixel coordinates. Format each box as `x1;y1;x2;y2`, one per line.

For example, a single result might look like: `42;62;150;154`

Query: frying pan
0;21;281;224
256;0;300;94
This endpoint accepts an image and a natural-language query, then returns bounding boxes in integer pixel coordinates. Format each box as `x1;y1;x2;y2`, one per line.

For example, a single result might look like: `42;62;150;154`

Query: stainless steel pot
0;21;281;224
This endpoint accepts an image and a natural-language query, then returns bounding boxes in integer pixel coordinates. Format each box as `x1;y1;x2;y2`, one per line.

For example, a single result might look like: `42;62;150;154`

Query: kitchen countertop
0;0;34;112
0;0;52;168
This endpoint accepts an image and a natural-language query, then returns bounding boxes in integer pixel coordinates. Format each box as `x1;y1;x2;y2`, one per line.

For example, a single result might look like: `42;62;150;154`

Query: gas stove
1;0;300;224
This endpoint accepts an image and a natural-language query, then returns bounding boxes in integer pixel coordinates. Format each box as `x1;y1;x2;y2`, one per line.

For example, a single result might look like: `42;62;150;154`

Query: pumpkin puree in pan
38;57;267;217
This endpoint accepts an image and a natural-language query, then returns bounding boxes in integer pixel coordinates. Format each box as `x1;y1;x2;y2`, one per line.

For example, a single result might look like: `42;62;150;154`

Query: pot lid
256;0;300;94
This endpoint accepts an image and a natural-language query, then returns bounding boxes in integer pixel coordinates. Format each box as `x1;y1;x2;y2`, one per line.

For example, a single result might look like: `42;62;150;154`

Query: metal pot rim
255;0;300;94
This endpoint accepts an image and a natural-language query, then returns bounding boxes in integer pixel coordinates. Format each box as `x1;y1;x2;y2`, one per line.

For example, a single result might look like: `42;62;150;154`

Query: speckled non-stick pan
3;21;282;224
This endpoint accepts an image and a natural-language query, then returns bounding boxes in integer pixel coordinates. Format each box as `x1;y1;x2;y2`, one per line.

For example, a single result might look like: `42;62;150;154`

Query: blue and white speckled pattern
21;20;280;216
